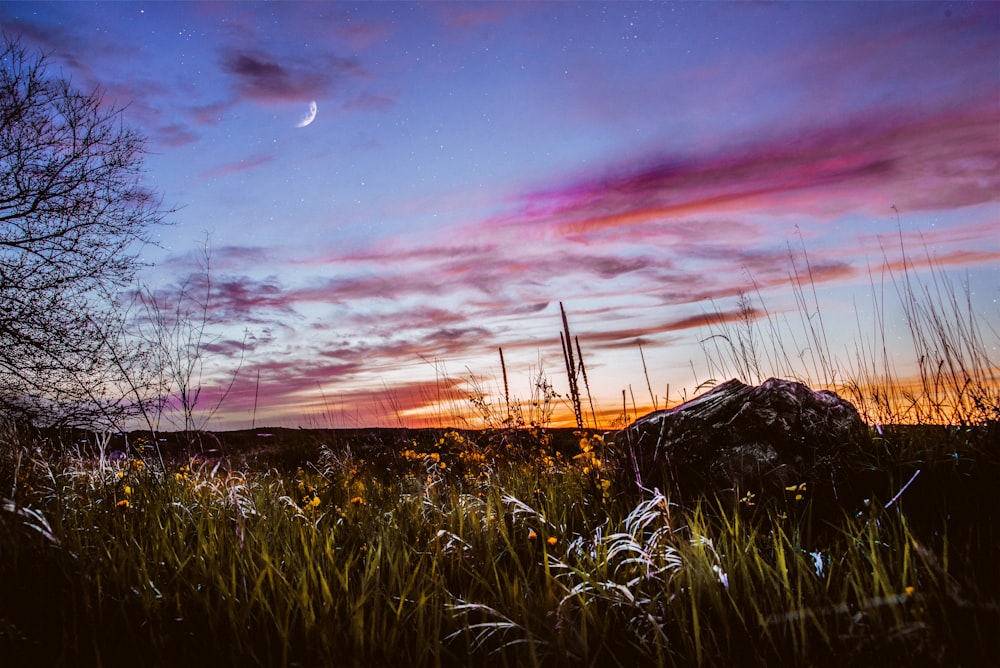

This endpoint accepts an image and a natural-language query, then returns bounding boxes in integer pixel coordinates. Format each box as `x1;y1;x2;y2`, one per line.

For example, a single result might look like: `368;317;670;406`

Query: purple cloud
221;48;363;104
497;107;1000;238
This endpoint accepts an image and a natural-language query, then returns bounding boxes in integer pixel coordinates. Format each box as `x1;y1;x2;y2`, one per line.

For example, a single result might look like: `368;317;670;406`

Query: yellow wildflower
528;529;538;541
547;536;557;546
310;495;321;508
350;496;364;505
123;485;132;496
785;482;807;501
116;499;130;508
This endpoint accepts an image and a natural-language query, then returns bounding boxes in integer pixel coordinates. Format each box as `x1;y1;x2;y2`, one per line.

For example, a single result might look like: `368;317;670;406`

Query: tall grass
700;235;999;429
1;233;998;666
1;418;996;667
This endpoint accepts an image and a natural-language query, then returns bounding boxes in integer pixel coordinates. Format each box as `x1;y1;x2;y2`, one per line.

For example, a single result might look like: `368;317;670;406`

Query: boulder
613;378;868;504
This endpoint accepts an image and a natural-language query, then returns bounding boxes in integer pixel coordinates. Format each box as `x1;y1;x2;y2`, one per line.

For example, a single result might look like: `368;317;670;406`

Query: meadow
1;255;998;667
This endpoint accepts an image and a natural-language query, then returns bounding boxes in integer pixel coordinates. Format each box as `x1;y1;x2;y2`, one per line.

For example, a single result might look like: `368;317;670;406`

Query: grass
0;239;998;666
0;418;996;667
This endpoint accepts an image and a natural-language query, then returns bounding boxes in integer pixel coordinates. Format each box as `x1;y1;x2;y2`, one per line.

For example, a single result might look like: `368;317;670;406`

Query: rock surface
613;378;868;503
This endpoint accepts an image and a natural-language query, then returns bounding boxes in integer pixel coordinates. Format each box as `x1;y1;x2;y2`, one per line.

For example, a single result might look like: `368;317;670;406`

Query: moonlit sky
2;2;998;430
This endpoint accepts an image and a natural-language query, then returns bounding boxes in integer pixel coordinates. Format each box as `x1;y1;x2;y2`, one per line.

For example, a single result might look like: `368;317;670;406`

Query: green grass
0;422;996;667
1;242;997;666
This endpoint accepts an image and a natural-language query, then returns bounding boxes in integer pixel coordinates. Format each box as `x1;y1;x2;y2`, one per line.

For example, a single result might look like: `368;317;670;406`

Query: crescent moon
296;100;317;128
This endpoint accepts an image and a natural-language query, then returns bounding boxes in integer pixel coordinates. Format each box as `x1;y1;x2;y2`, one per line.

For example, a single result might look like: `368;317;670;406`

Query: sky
1;1;998;430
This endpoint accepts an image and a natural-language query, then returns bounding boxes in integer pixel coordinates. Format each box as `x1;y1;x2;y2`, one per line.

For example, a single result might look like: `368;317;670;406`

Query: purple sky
2;2;998;429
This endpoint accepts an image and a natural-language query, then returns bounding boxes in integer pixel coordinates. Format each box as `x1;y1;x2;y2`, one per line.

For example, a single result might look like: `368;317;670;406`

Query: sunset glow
3;2;997;429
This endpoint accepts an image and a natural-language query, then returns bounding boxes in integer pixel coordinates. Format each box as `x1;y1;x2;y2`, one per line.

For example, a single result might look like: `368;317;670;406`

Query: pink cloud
857;220;1000;258
575;309;761;349
195;350;474;429
154;124;200;148
209;276;296;324
197;154;276;182
188;101;231;126
496;107;1000;238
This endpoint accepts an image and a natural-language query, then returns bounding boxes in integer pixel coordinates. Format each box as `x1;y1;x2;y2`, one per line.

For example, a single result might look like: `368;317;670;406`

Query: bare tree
0;37;166;427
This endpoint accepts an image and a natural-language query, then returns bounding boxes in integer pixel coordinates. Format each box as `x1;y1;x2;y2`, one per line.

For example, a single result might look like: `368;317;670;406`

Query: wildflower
905;586;916;597
439;461;447;469
740;491;756;507
547;536;557;547
123;485;132;496
528;529;538;541
350;496;364;505
309;495;321;508
712;564;730;590
785;482;807;501
116;499;130;508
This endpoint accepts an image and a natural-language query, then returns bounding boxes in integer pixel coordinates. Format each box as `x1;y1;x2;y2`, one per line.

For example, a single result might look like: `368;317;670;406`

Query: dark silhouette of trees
0;37;167;427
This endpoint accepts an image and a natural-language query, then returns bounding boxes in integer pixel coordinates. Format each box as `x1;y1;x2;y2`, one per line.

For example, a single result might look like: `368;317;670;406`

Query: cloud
188;101;231;127
211;245;283;270
221;48;363;104
498;107;1000;238
209;275;297;324
193;344;477;429
197;154;276;182
201;337;254;358
135;270;296;329
556;309;760;352
154;123;200;148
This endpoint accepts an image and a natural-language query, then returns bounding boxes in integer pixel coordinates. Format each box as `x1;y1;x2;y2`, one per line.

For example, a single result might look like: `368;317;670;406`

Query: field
1;258;998;667
0;418;997;667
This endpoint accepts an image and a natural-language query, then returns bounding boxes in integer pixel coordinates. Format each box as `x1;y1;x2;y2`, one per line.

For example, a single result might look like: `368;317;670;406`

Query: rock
613;378;868;504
